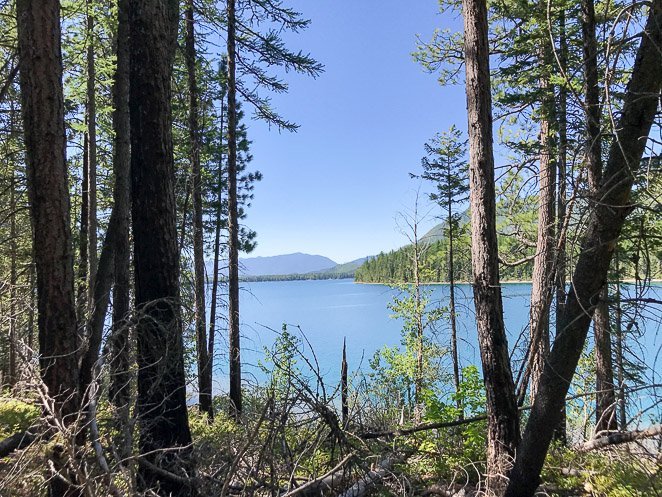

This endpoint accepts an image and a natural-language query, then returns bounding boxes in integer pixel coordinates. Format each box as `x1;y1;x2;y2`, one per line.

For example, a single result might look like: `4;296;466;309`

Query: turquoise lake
210;279;661;402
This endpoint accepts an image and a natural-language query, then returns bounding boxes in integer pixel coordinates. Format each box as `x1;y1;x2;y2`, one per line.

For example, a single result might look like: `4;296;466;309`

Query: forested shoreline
1;0;661;496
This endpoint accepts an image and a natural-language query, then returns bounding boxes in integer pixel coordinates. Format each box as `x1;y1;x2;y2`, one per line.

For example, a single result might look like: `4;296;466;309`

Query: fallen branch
576;424;662;452
281;452;355;497
336;455;399;497
359;413;488;439
0;429;38;458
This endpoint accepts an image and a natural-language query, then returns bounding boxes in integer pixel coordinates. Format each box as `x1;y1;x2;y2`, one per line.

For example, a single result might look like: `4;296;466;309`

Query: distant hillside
239;252;336;276
239;256;371;282
316;256;369;275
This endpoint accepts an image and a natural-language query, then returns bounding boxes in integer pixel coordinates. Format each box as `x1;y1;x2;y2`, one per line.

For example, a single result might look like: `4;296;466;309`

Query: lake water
210;279;661;399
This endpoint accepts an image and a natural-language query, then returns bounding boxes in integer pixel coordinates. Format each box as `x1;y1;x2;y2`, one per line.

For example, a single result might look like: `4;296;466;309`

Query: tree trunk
582;0;617;432
185;0;212;419
78;131;89;321
462;0;519;492
86;0;98;297
227;0;242;417
207;74;226;424
447;193;461;417
594;285;616;432
553;8;568;444
108;0;132;457
9;168;17;387
128;0;196;494
16;1;81;495
528;27;556;401
505;4;662;495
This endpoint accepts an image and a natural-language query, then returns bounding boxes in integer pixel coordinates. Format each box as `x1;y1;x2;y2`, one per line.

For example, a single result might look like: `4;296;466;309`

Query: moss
0;398;39;439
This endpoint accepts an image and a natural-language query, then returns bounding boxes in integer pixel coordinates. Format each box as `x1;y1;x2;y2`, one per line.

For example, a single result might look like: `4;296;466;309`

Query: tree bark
128;0;196;494
462;0;519;492
9;168;17;387
581;0;617;433
528;32;556;401
86;0;98;296
108;0;132;457
185;0;212;419
16;1;81;495
553;9;568;444
505;3;662;495
207;69;226;424
594;285;617;432
227;0;242;417
447;181;461;417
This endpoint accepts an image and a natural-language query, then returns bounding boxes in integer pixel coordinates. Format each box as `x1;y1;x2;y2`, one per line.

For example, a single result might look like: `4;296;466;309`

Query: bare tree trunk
108;0;132;456
78;131;89;321
505;4;662;494
128;0;196;494
581;0;617;433
207;78;226;423
553;9;568;444
594;285;616;432
528;40;556;400
16;1;81;495
227;0;242;417
341;338;348;428
9;168;17;387
462;0;519;491
613;254;627;430
447;178;461;418
185;0;212;419
86;0;97;296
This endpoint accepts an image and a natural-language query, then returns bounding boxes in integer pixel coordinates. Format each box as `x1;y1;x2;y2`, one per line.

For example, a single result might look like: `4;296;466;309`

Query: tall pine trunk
185;0;212;419
528;24;556;401
128;0;196;493
108;0;132;459
447;187;461;417
227;0;242;417
581;0;617;433
86;0;97;296
207;68;227;424
462;0;519;491
16;1;81;495
553;8;568;444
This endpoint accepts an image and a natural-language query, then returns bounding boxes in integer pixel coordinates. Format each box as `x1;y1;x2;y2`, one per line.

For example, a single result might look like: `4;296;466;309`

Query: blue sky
238;1;468;263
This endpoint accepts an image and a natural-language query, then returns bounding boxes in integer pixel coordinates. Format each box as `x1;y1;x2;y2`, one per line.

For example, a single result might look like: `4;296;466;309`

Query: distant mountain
239;252;337;276
318;257;369;275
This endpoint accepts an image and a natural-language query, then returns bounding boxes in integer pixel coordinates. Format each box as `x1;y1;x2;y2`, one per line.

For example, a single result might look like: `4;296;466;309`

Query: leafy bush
0;397;39;439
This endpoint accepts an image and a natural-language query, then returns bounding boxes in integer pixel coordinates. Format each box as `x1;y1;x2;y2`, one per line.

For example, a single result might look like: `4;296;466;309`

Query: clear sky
238;1;468;263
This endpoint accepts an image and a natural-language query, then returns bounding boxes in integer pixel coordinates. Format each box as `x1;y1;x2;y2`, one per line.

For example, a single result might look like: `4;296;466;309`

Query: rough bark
16;1;81;495
207;77;226;424
9;168;17;387
108;0;132;455
86;0;98;295
528;34;556;401
185;0;212;419
553;9;568;444
342;337;349;427
505;4;662;495
462;0;519;492
128;0;196;494
581;0;617;434
447;188;461;417
227;0;242;417
594;285;617;432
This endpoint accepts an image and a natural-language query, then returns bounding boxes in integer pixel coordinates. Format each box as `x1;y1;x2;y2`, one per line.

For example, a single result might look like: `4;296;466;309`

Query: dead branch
281;452;355;497
0;429;37;458
336;454;400;497
576;424;662;452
